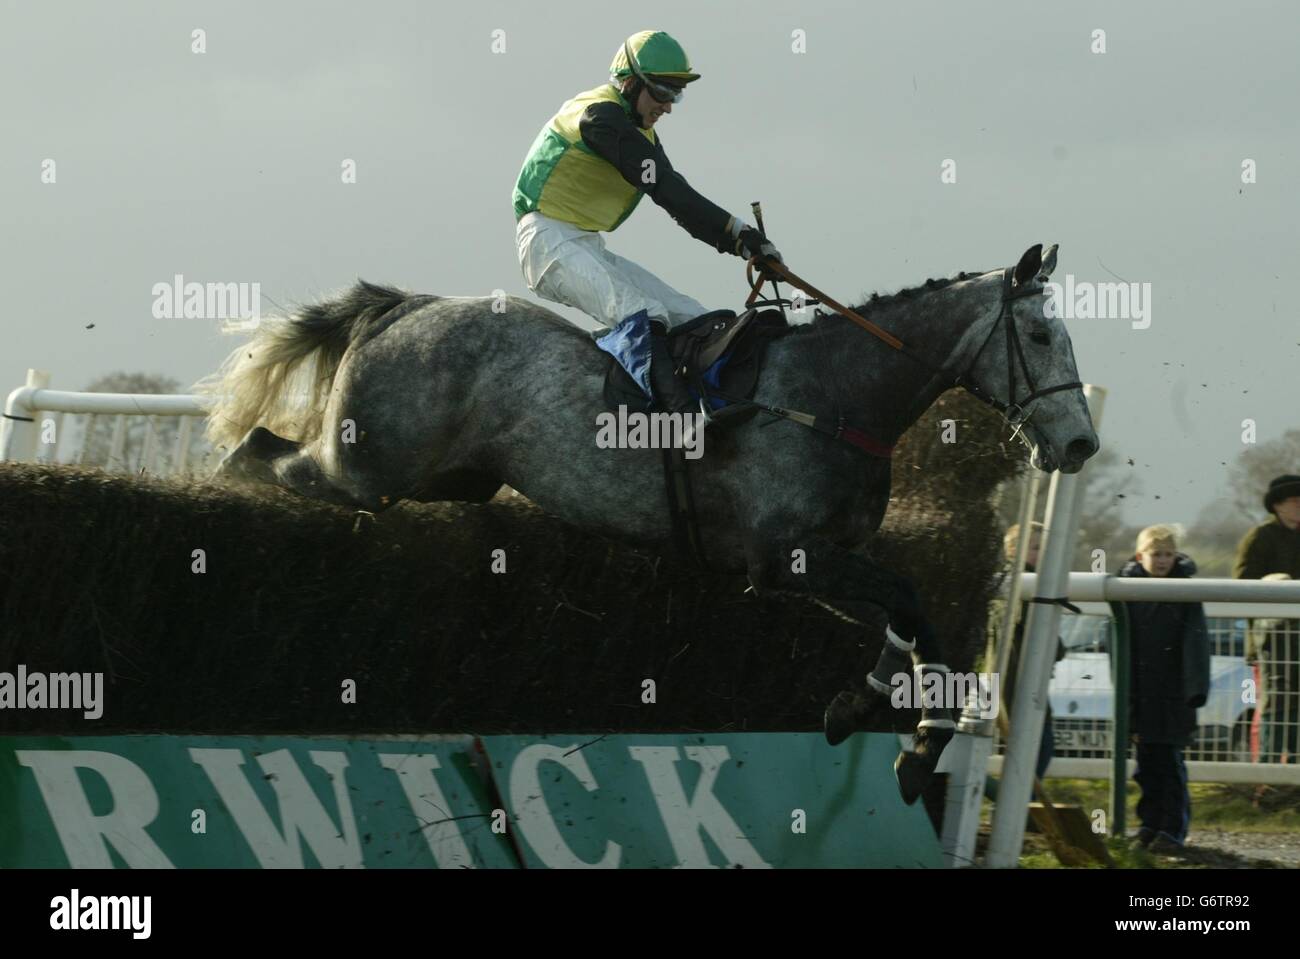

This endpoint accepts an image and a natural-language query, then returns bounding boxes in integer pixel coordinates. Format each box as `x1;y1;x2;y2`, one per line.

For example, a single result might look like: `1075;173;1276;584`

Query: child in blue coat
1119;524;1211;852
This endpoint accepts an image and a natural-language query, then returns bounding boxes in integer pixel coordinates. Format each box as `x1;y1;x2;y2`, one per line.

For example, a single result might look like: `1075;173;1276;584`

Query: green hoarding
0;733;943;868
481;733;942;868
0;735;516;868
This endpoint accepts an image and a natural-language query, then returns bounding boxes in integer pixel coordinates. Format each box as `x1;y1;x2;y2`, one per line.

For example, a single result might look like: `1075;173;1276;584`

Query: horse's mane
854;269;994;314
788;268;995;334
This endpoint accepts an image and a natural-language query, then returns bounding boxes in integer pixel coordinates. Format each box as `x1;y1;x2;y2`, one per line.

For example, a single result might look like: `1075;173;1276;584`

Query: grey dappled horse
200;243;1097;802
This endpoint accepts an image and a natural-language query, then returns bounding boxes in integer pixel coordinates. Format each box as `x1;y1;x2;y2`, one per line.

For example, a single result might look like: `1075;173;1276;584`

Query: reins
739;242;1082;443
744;254;904;351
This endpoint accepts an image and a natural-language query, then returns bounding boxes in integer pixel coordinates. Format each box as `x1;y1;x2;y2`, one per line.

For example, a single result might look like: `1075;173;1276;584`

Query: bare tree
1179;428;1300;576
993;429;1300;579
1073;445;1146;570
993;445;1144;572
1182;498;1250;577
1226;428;1300;521
76;372;207;473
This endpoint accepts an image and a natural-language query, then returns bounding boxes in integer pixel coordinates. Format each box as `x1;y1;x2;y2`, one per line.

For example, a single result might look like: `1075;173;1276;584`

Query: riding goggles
644;79;685;103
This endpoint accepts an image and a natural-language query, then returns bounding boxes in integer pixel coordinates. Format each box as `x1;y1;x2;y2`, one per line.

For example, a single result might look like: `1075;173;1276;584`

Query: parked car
1047;614;1255;761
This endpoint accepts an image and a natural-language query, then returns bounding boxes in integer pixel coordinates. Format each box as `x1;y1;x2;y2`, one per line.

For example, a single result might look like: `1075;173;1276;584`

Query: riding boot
648;321;706;421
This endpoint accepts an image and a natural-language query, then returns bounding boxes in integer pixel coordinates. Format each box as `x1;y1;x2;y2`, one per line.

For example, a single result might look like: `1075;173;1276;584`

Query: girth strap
662;446;709;569
706;388;895;459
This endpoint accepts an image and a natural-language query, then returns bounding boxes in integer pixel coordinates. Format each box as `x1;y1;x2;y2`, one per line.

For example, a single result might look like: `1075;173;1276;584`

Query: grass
1014;831;1294;869
980;777;1300;867
982;779;1300;831
1017;837;1151;869
1022;778;1300;833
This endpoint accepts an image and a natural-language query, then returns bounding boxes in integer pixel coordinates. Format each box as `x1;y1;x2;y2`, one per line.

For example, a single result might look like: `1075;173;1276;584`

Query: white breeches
516;210;708;330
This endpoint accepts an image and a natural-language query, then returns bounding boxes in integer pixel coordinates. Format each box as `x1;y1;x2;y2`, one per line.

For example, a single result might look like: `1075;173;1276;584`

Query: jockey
513;29;781;417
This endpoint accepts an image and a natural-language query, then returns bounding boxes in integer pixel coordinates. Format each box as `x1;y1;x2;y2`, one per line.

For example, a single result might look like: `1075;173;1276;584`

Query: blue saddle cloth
595;309;655;400
595;309;740;411
696;353;732;410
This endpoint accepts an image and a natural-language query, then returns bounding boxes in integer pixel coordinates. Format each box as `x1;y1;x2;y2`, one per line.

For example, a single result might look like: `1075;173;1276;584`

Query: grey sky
3;0;1296;526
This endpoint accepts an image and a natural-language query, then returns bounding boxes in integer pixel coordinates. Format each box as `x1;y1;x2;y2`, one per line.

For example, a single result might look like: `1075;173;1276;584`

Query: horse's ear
1038;243;1059;279
1013;244;1043;287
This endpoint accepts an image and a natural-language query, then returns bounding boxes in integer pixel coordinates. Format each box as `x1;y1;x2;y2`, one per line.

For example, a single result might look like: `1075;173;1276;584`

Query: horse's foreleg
745;535;954;804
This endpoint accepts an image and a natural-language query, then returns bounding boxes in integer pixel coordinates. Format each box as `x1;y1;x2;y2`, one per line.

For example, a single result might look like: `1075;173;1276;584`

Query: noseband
953;268;1082;438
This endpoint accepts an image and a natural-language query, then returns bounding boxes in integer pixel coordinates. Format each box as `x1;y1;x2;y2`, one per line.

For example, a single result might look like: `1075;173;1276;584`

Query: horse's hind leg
270;444;382;509
213;427;298;487
213;426;374;510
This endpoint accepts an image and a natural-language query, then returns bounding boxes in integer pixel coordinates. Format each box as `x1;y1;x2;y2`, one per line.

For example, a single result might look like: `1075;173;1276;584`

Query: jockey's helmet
609;31;700;104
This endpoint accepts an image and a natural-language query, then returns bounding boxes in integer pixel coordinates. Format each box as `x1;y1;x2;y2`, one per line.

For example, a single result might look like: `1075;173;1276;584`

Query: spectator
1120;524;1210;853
1232;474;1300;580
983;521;1065;801
1234;475;1300;768
1245;574;1299;763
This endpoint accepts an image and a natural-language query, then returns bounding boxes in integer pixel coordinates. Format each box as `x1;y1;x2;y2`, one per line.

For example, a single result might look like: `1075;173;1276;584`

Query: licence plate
1053;726;1112;752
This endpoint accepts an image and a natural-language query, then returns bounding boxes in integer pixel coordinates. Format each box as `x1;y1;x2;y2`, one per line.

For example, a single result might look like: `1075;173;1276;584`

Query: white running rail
2;368;213;476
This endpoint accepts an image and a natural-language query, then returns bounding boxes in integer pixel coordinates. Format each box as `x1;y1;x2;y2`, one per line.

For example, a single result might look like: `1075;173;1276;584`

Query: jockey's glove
735;226;783;264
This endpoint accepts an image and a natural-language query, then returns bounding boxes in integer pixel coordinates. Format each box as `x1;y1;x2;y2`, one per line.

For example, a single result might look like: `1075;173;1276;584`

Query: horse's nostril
1067;437;1097;463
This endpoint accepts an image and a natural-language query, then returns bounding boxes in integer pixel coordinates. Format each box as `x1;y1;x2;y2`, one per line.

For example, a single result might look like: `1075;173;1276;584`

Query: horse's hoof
824;690;865;746
893;750;933;805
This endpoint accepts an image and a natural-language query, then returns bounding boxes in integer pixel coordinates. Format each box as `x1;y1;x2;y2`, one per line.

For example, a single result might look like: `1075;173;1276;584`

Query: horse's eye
1029;321;1051;346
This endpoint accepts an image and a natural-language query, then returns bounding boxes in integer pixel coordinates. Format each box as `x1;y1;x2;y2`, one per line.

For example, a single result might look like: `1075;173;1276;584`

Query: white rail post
1;368;51;463
173;415;194;475
939;696;997;867
986;385;1107;867
141;415;159;474
108;414;128;471
941;468;1042;866
78;412;100;465
995;472;1043;688
36;410;65;464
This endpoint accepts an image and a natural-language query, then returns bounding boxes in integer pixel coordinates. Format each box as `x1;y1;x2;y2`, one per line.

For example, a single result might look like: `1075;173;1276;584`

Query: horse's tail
194;280;411;453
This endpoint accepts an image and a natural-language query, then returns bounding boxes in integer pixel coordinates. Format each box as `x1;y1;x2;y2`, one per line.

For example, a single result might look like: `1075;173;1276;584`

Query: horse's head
951;244;1098;474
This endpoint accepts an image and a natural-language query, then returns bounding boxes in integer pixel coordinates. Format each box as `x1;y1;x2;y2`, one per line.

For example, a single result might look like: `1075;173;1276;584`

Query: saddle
601;308;788;424
598;307;788;570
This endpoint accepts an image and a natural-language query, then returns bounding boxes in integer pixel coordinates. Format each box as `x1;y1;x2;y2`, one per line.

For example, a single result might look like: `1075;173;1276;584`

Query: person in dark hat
1233;474;1300;580
1235;476;1300;765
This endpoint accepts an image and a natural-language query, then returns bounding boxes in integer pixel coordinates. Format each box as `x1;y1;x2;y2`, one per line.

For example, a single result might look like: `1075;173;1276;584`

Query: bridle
950;267;1082;444
746;256;1082;440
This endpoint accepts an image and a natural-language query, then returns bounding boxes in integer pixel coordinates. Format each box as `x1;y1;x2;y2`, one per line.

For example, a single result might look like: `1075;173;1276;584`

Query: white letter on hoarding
189;748;363;868
509;744;620;868
628;745;772;869
378;752;476;868
17;750;173;868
